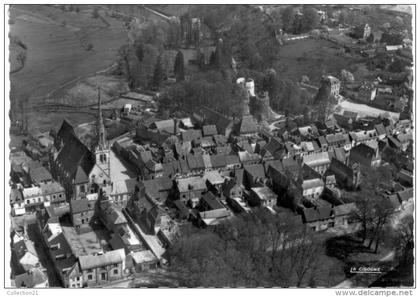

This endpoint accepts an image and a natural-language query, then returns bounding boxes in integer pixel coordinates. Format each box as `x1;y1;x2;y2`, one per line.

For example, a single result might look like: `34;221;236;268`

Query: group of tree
281;6;320;35
167;209;329;287
158;69;243;116
350;166;397;253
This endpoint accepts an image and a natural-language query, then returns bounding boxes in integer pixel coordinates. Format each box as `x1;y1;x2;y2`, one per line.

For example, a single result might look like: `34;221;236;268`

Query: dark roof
329;157;353;180
350;143;376;164
317;136;328;147
397;188;413;202
201;192;224;210
303;206;332;223
210;154;227;168
186;154;205;170
57;119;76;145
173;200;190;218
244;164;266;180
70;199;95;214
10;188;23;204
264;159;283;174
375;123;387;136
55;131;94;184
182;129;202;142
225;154;240;166
202;125;218;136
237;115;258;135
213;134;228;146
30;166;53;184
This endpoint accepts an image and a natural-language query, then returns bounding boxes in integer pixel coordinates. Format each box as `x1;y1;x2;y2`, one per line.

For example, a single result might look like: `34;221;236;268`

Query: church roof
55;124;94;183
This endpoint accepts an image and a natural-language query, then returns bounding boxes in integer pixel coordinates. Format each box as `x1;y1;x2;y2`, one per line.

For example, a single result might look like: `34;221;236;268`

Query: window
76;277;80;281
113;269;118;275
58;194;62;198
72;284;75;288
103;154;107;162
328;222;335;228
26;200;30;204
80;185;85;193
101;273;106;280
88;274;93;280
113;264;118;268
87;269;93;273
100;154;103;162
81;219;85;224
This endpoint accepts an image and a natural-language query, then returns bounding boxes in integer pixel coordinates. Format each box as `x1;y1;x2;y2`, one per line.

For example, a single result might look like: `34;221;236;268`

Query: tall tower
94;86;111;180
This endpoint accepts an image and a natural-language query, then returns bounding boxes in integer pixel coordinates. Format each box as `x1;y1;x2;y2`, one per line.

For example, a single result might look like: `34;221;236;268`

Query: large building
51;88;111;201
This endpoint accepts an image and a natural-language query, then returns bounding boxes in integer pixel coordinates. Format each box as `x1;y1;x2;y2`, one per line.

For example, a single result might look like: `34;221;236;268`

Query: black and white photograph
3;1;416;293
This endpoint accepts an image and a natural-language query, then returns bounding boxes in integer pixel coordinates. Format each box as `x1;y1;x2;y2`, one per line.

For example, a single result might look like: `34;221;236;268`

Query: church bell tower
94;86;111;179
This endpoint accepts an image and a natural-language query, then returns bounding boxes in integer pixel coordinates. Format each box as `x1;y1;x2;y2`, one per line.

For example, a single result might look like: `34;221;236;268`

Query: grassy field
9;4;128;132
274;38;363;84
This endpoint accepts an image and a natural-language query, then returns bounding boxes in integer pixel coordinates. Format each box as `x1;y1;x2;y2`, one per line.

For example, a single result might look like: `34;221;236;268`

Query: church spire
97;85;107;149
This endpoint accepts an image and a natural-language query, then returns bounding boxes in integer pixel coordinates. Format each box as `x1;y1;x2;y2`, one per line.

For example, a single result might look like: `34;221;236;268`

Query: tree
340;69;355;82
301;6;320;32
282;6;296;33
151;55;165;90
174;51;185;82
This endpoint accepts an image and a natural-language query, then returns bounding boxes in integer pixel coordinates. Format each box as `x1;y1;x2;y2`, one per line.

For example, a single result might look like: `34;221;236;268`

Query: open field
9;4;128;132
274;38;363;84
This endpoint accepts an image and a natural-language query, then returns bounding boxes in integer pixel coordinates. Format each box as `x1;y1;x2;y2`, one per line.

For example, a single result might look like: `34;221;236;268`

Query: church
50;88;112;201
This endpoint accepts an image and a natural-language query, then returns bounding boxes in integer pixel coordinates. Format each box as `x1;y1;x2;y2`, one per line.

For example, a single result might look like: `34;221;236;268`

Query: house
40;182;66;207
375;123;387;140
209;154;227;170
317;136;328;152
151;119;180;135
246;157;269;182
349;129;378;146
78;249;125;287
333;202;357;229
202;125;218;137
176;176;207;207
302;178;324;202
397;169;413;187
266;164;289;197
261;137;285;160
41;221;80;287
301;141;321;156
10;188;25;216
282;158;301;180
130;250;159;272
69;199;96;233
327;158;361;190
302;152;331;175
396;132;413;152
233;115;259;136
221;178;244;201
12;236;40;272
182;129;202;143
203;170;225;194
353;23;371;40
99;200;127;233
225;154;241;169
349;143;381;168
186;154;205;173
200;192;225;211
397;188;413;207
14;268;49;288
238;151;261;166
302;205;334;231
29;166;53;185
248;187;277;208
198;208;232;226
325;133;346;151
22;186;44;212
108;178;138;209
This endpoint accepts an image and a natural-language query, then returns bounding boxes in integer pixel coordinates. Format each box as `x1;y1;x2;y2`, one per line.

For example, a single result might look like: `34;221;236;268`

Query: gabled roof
176;176;207;193
210;154;227;168
201;192;224;210
153;119;179;135
397;188;413;202
70;199;95;214
202;125;218;136
79;249;125;270
30;166;53;184
55;131;94;183
186;154;205;170
375;123;387;136
333;147;347;164
244;164;266;180
302;152;331;167
303;206;332;222
237;115;258;135
182;129;202;142
333;202;357;216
